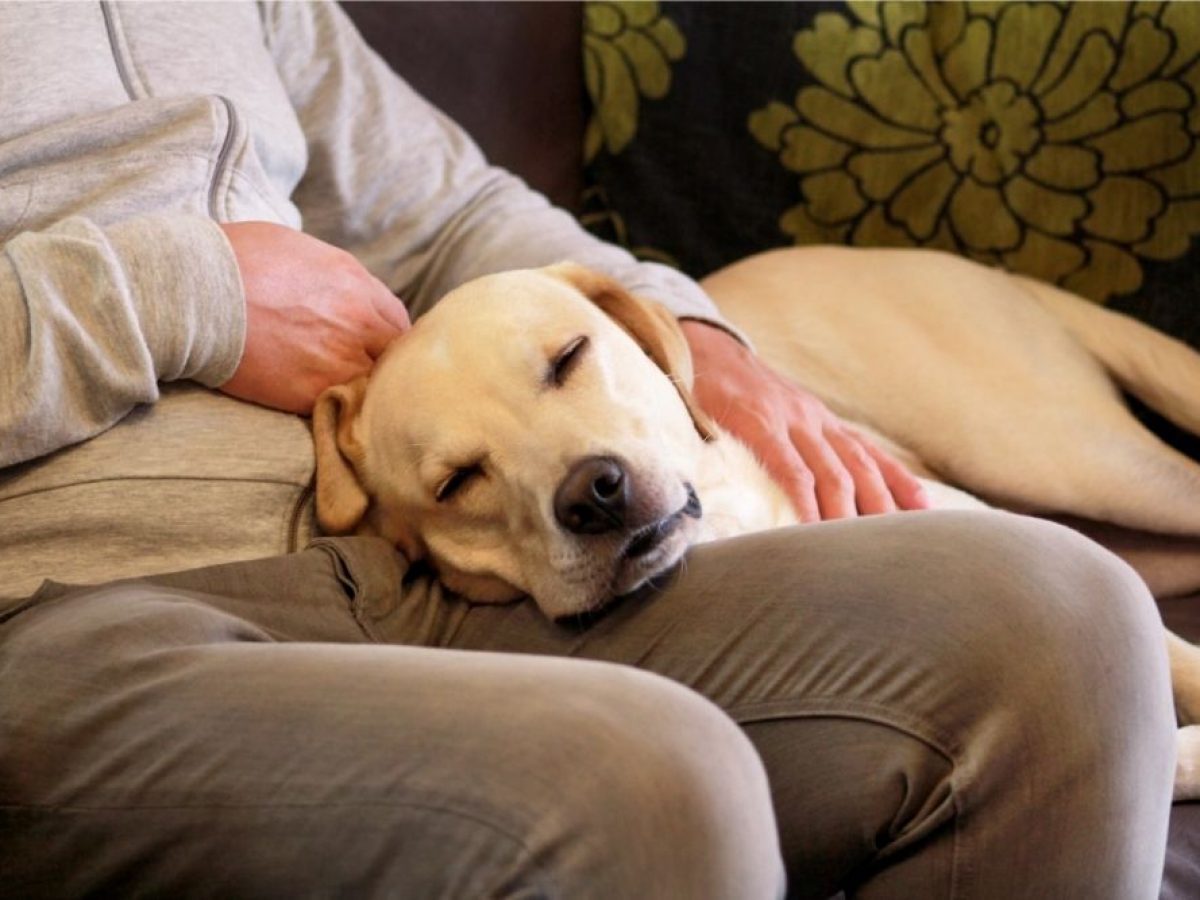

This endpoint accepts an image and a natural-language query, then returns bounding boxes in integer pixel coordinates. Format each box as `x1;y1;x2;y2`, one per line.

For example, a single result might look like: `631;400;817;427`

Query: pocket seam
309;538;385;644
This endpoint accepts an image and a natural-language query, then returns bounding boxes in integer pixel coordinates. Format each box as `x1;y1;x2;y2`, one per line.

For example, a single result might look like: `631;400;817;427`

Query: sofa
341;2;1200;894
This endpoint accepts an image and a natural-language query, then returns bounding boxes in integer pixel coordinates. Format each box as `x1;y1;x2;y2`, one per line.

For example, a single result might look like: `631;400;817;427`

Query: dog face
312;264;717;618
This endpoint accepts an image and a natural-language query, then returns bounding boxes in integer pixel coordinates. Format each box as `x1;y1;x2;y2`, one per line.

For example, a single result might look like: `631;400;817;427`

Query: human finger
737;414;821;522
356;284;409;360
367;278;412;333
824;427;896;515
361;320;404;360
859;437;931;511
787;423;857;520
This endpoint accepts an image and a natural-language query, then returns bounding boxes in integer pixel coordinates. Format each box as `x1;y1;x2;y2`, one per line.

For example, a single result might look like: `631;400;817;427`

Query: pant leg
0;540;783;899
364;511;1177;900
3;510;1175;898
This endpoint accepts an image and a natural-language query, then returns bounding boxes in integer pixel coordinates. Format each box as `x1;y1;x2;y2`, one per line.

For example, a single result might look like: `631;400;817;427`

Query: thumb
368;278;412;333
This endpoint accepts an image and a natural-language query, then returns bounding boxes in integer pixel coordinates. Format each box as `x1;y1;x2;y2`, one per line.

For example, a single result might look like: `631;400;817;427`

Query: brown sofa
342;2;1199;895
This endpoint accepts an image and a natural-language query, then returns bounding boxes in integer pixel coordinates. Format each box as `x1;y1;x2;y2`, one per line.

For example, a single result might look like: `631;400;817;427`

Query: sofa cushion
582;1;1200;350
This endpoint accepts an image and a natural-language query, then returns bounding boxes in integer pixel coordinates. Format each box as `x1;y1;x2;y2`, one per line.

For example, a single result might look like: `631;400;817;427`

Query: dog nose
554;456;628;534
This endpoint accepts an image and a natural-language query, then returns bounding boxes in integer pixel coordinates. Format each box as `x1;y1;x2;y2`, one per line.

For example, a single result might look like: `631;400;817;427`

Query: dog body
313;254;1200;799
703;247;1200;600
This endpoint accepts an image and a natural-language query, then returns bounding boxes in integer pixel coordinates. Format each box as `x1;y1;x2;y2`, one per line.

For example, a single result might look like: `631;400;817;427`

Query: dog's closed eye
548;336;589;387
436;463;483;502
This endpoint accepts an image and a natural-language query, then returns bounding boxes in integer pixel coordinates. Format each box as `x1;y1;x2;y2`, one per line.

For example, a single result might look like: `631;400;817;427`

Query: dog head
312;263;716;619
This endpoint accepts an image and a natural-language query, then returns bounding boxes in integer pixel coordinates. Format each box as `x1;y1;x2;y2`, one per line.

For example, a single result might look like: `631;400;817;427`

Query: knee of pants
220;664;786;900
729;513;1174;896
926;512;1170;716
875;512;1177;804
2;671;786;900
709;511;1173;788
705;510;1170;730
481;665;786;900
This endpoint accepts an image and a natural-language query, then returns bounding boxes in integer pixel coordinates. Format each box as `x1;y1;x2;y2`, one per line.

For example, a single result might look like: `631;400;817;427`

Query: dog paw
1174;726;1200;802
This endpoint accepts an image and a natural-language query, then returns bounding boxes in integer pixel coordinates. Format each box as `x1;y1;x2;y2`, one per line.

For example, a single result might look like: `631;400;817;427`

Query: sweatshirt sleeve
0;214;245;467
259;1;740;334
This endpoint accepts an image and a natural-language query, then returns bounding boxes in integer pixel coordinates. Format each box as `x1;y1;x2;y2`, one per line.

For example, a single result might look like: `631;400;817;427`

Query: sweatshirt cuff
622;261;754;350
107;214;246;387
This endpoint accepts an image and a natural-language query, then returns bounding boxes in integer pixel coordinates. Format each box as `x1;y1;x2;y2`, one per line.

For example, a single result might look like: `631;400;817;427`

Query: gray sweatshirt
0;1;729;598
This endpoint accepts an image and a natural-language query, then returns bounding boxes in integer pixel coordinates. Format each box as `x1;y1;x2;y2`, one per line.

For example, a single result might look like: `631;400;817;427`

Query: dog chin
613;534;689;596
611;516;695;596
539;526;694;620
540;495;702;619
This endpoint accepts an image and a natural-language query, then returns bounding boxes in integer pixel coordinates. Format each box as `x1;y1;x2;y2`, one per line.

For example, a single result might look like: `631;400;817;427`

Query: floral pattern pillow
581;0;1200;349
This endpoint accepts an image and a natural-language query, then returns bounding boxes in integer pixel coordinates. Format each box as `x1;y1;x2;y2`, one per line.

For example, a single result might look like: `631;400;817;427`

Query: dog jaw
434;561;525;604
532;435;797;618
528;470;702;618
533;434;796;617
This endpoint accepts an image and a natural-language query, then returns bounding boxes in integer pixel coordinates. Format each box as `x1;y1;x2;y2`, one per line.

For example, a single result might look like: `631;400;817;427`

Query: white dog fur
312;251;1200;801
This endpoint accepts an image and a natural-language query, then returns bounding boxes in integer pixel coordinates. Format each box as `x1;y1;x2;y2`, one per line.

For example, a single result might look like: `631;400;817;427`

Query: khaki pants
0;511;1175;898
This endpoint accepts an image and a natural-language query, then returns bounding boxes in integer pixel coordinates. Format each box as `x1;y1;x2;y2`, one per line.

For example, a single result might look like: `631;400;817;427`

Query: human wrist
111;214;245;387
680;317;753;365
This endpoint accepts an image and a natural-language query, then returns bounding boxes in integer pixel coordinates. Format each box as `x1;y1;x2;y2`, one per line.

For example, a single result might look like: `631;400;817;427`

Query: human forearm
265;1;737;333
0;214;243;466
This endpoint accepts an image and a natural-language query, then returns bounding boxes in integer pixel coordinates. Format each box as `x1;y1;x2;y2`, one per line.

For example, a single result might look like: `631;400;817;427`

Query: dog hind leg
1176;727;1200;802
1167;633;1200;801
1018;276;1200;438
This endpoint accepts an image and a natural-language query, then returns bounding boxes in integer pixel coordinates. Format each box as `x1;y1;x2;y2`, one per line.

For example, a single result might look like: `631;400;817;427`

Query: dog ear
311;377;371;534
548;263;717;441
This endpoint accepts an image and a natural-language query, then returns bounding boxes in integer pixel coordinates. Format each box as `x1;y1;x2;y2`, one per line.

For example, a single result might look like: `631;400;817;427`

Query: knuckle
828;479;854;501
792;392;826;418
789;468;817;492
842;440;873;469
821;470;854;496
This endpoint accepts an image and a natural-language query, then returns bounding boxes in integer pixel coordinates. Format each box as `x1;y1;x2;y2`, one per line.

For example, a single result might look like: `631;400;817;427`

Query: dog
311;254;1200;799
703;247;1200;601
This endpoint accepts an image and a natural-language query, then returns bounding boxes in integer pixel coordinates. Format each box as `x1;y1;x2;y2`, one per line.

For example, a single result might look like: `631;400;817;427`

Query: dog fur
312;253;1200;800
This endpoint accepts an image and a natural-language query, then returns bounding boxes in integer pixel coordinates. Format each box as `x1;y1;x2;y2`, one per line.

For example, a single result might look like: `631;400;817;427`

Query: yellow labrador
311;255;1200;798
705;247;1200;600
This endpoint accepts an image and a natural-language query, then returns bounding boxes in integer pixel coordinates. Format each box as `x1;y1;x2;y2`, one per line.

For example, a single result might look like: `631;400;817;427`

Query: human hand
218;221;410;414
680;320;930;522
